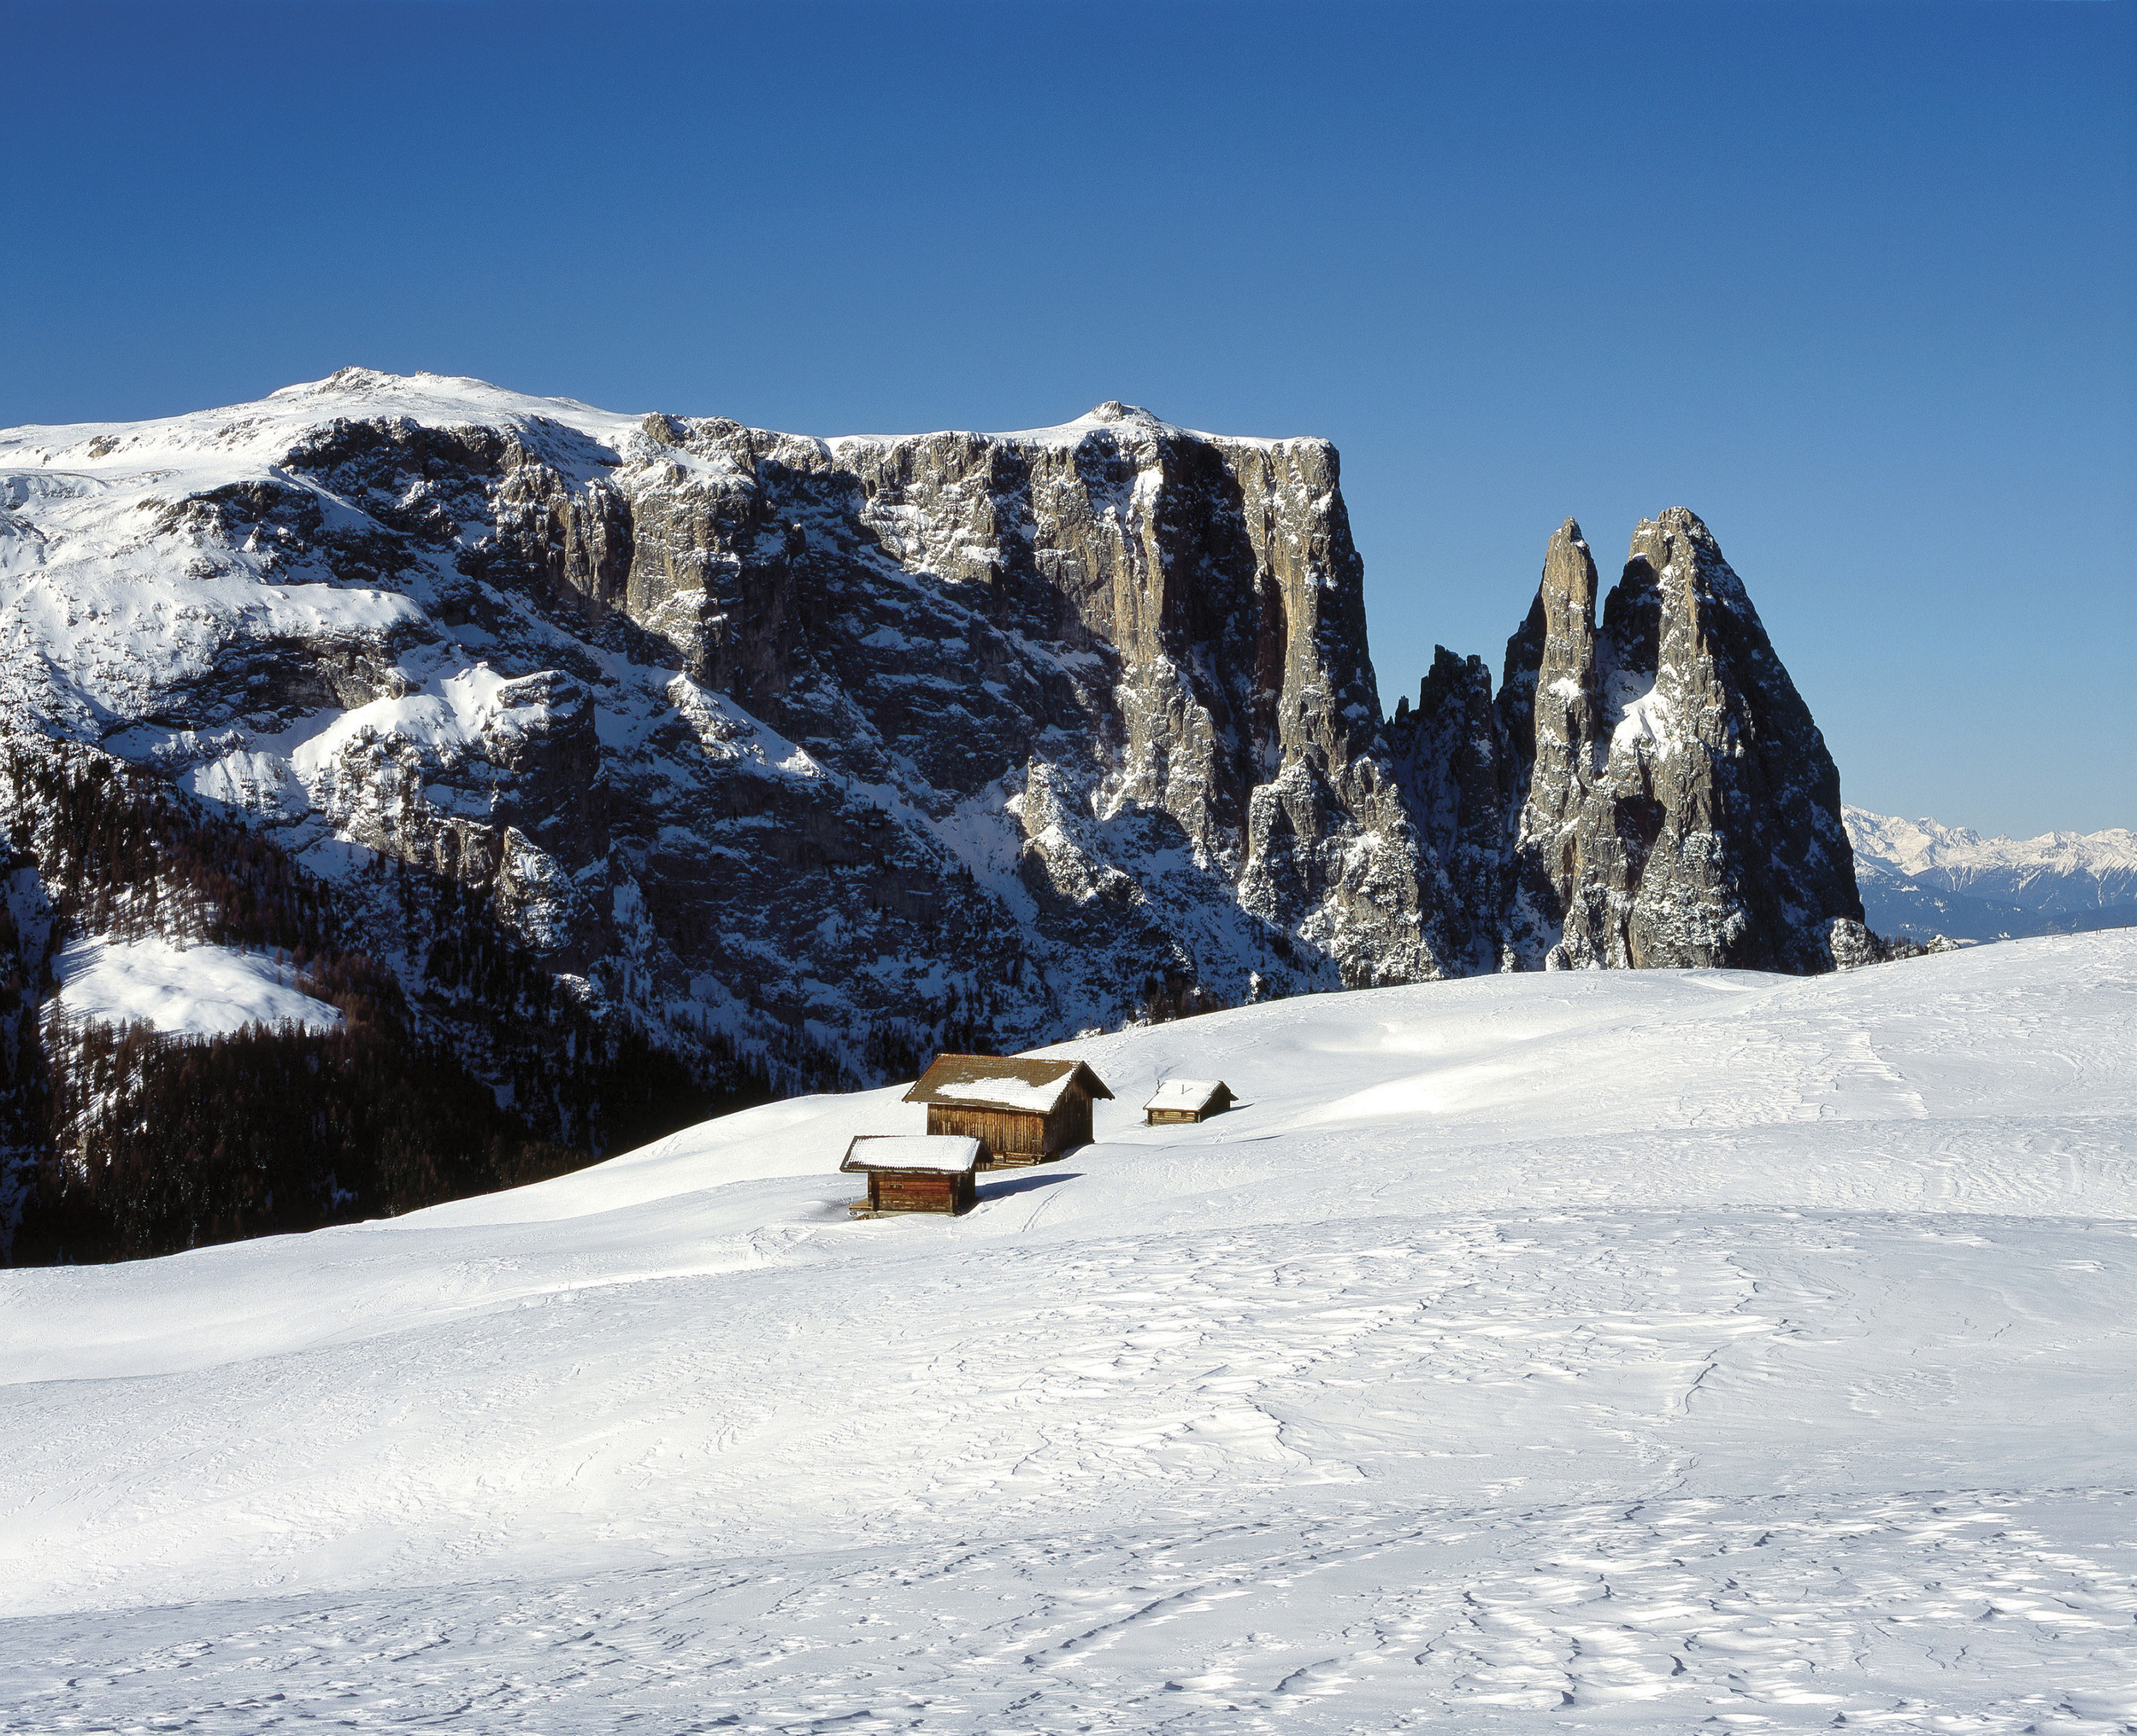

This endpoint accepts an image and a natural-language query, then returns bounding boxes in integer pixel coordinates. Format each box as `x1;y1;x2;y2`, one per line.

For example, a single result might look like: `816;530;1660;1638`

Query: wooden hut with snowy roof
903;1055;1112;1168
840;1134;986;1217
1142;1079;1237;1126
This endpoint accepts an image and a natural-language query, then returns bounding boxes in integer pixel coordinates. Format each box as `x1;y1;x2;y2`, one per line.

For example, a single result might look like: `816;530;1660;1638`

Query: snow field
0;933;2133;1732
50;934;344;1039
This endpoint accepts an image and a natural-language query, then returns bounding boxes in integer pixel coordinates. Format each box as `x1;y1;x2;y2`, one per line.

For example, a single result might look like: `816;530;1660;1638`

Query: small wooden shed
1143;1079;1237;1125
904;1055;1113;1168
841;1134;986;1217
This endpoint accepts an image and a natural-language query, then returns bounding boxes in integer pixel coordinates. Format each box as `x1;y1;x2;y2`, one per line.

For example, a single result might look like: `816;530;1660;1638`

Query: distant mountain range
1845;807;2137;944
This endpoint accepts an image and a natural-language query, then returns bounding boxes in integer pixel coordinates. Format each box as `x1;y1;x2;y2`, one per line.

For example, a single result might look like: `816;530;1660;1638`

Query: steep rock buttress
1388;508;1864;973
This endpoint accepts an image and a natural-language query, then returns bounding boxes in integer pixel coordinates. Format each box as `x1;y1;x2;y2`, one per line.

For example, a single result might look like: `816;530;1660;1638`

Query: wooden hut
1142;1079;1237;1125
903;1055;1113;1168
840;1134;986;1217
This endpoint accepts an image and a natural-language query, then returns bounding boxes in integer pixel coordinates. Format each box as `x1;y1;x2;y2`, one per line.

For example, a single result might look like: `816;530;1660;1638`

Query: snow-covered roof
1143;1079;1234;1114
839;1135;985;1175
903;1055;1113;1114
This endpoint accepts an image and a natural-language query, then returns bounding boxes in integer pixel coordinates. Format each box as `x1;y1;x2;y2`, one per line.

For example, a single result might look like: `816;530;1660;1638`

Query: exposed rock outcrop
1385;648;1511;976
0;373;1873;1074
1508;509;1860;972
1389;509;1864;974
602;400;1438;999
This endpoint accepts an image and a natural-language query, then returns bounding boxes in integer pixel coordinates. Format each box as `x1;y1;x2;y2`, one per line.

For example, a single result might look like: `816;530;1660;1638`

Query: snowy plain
1;933;2133;1733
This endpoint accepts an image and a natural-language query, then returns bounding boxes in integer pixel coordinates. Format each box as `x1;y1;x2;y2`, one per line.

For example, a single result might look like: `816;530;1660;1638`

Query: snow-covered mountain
1;933;2130;1730
1846;805;2137;942
1;370;1872;1258
0;373;1428;1067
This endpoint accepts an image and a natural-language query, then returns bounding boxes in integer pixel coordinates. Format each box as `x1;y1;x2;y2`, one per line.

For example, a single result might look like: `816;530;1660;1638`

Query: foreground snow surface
3;936;2134;1733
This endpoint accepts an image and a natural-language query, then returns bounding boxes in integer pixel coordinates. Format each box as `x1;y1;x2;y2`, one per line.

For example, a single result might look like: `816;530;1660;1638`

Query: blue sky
7;1;2131;835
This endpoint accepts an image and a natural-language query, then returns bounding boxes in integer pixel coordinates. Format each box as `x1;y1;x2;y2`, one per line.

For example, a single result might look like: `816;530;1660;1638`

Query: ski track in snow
1;934;2134;1733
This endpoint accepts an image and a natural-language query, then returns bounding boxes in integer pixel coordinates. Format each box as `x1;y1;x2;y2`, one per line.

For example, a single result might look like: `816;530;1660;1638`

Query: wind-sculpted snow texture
0;373;1430;1106
0;934;2132;1732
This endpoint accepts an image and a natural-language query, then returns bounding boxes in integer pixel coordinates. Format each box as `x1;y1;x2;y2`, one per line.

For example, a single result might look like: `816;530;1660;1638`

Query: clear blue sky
7;1;2131;836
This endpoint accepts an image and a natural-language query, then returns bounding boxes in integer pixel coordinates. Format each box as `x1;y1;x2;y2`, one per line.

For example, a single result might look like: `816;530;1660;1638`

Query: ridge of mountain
2;369;1874;1258
1842;804;2137;943
1844;805;2137;907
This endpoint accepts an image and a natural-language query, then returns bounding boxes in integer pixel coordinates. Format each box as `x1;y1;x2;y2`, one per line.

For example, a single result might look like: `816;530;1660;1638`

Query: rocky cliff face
1389;509;1865;975
605;400;1438;1012
0;374;1434;1118
1507;509;1862;971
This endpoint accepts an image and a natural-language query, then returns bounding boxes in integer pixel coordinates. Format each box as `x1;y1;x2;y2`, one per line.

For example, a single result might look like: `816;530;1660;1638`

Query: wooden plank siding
926;1092;1093;1166
863;1171;975;1215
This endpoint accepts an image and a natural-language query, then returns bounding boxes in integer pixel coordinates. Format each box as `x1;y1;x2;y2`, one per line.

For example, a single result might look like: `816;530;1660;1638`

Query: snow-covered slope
49;935;343;1038
1846;805;2137;942
3;933;2131;1731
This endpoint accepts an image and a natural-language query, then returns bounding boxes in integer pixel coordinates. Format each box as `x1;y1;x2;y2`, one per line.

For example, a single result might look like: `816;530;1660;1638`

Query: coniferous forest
1;745;771;1264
